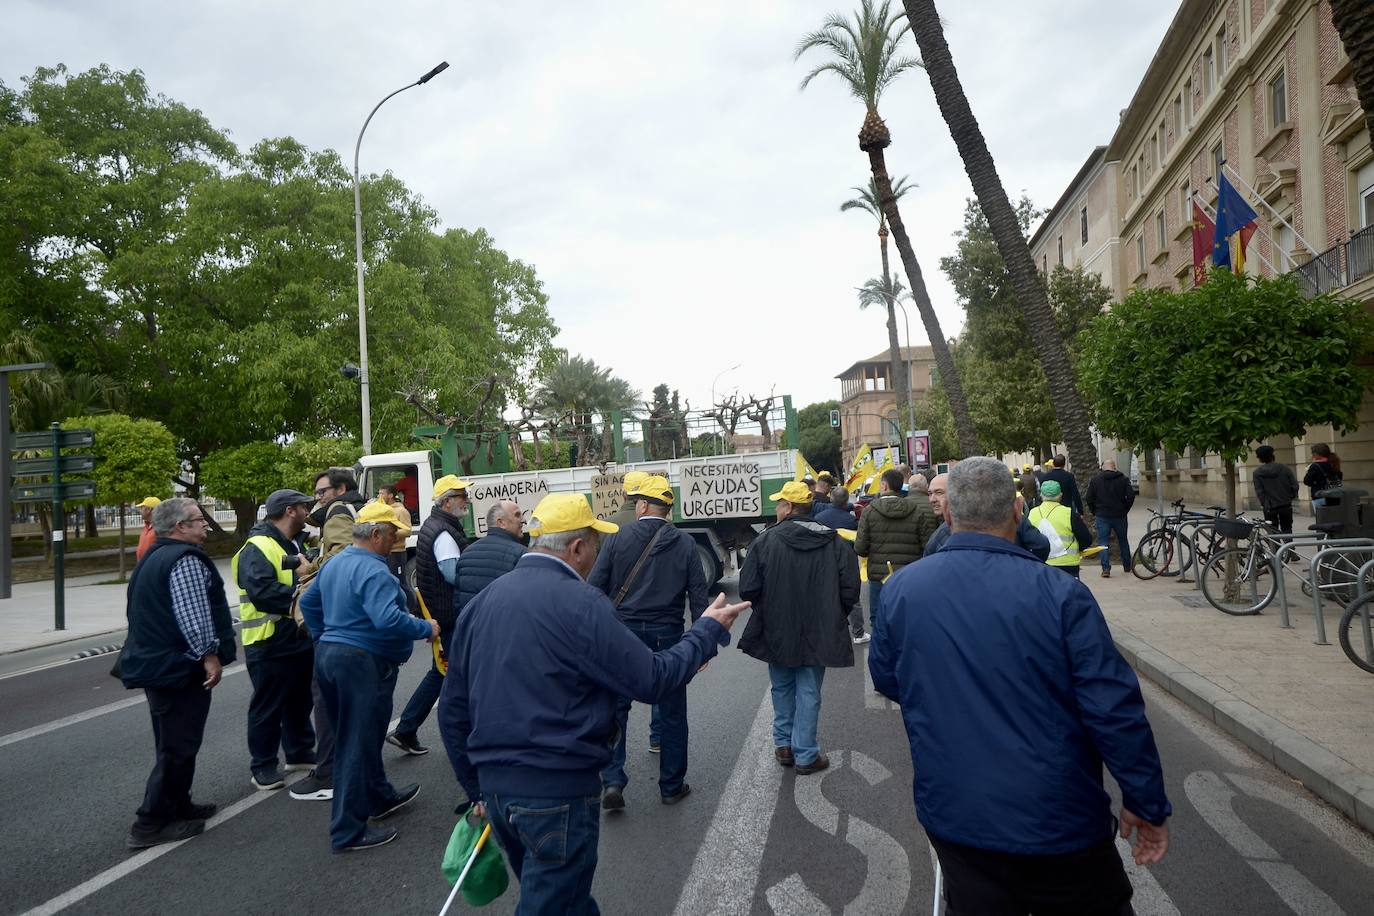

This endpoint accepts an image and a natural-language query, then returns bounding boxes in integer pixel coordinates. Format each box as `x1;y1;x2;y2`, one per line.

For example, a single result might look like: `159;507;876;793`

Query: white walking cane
438;822;492;916
929;840;944;915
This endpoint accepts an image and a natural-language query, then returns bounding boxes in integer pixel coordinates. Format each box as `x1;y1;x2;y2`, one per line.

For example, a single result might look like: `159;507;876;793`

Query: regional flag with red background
1191;199;1216;286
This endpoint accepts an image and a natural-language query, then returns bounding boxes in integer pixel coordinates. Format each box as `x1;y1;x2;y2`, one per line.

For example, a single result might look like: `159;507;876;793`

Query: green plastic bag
441;814;509;907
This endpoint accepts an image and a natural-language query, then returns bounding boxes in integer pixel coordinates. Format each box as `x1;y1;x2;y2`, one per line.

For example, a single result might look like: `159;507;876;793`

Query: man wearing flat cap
439;493;749;912
233;488;317;791
589;475;710;810
300;501;440;852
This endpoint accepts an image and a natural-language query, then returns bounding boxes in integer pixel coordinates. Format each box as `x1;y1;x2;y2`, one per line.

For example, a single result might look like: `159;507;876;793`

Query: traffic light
829;409;840;428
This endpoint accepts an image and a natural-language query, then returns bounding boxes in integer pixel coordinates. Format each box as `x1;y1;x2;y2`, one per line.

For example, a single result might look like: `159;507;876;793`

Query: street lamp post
856;287;918;464
353;60;449;455
709;363;741;454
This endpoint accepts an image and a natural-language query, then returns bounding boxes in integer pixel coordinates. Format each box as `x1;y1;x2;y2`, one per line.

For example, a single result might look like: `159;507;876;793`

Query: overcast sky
5;0;1177;415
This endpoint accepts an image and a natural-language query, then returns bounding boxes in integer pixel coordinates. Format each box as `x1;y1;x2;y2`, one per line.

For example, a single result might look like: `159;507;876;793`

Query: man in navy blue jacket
588;475;708;810
439;493;748;915
870;457;1170;915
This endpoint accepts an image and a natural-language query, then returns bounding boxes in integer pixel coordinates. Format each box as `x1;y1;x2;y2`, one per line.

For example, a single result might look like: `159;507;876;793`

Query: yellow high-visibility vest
1028;502;1080;567
232;535;293;646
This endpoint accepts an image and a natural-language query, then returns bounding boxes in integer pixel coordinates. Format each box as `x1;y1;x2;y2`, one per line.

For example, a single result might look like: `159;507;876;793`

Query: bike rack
1353;558;1374;665
1271;536;1363;629
1307;543;1374;645
1178;518;1216;588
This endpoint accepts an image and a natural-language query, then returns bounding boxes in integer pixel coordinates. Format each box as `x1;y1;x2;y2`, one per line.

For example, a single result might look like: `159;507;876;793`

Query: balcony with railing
1291;224;1374;298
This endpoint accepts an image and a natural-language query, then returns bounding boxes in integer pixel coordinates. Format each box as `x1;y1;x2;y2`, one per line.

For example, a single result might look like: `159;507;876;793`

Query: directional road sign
11;454;96;475
10;428;95;450
11;481;97;503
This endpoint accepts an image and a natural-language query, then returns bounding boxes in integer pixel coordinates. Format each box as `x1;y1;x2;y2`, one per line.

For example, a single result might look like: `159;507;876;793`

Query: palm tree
1330;1;1374;146
841;175;917;429
798;0;979;456
532;353;638;464
902;0;1099;482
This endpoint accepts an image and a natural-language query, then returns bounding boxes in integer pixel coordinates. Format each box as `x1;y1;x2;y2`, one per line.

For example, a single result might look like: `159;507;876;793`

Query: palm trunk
1330;0;1374;146
904;0;1097;483
877;222;909;437
868;148;980;456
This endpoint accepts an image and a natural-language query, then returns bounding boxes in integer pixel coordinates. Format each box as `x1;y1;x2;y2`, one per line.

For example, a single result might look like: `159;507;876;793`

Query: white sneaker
852;633;871;644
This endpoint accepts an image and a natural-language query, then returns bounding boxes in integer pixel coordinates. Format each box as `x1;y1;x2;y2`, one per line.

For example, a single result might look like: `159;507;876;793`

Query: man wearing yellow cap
299;501;440;852
134;496;162;563
739;480;859;775
609;470;650;530
388;473;470;756
439;493;750;913
589;475;709;809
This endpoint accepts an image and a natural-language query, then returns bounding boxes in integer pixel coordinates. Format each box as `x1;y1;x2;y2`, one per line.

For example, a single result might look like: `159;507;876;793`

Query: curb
1113;630;1374;834
0;626;128;657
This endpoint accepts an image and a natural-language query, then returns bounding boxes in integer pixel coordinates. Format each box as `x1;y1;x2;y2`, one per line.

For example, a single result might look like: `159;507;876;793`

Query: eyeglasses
313;487;334;497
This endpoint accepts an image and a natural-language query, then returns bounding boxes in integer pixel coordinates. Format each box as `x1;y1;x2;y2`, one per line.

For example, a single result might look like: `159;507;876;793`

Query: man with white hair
870;457;1171;914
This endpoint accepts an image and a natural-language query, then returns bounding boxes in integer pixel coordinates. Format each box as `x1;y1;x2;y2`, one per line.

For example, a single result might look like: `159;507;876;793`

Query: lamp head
417;61;449;84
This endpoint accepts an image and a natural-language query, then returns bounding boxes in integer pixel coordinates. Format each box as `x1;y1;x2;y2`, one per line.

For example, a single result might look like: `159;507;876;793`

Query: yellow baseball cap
356;501;410;530
636;475;674;505
770;480;813;505
1023;464;1032;472
527;493;618;537
432;474;471;500
622;471;649;496
135;496;162;509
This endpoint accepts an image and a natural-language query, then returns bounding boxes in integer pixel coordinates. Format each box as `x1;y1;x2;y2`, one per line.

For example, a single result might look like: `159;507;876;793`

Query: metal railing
1292;244;1345;297
1347;223;1374;284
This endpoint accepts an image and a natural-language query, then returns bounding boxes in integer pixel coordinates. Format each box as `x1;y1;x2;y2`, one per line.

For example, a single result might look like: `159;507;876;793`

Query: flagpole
1219;163;1320;258
1193;192;1281;276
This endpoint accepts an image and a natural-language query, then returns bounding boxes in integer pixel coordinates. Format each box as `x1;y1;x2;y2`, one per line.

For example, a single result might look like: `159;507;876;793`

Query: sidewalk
0;558;238;655
1088;503;1374;833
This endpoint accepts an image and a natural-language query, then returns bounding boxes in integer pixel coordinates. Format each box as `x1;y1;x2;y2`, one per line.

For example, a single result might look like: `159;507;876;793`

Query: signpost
1;361;53;600
7;422;97;629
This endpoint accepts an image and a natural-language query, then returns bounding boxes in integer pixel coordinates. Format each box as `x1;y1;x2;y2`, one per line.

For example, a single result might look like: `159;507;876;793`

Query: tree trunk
229;497;258;540
118;501;127;581
1330;0;1374;146
868;147;980;456
904;0;1097;482
877;222;911;438
82;503;96;539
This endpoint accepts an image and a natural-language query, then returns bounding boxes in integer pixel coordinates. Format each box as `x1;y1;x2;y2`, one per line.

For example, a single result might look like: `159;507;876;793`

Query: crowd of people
115;453;1191;914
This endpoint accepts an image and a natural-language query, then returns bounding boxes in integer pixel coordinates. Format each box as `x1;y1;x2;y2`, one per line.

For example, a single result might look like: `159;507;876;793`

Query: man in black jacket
1085;460;1136;578
120;498;237;849
589;475;709;810
1252;445;1299;534
234;489;315;790
740;480;859;776
389;474;470;756
1044;455;1085;516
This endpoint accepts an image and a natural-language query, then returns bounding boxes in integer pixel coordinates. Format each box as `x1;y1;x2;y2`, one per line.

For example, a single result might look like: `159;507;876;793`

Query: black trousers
246;648;316;776
930;833;1134;916
136;682;212;828
312;674;335;780
1263;505;1294;535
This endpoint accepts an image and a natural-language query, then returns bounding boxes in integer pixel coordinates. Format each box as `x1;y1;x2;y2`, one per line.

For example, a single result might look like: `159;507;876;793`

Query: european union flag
1213;168;1259;272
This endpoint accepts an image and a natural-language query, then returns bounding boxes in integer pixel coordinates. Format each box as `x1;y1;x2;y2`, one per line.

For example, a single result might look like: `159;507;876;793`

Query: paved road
2;579;1373;915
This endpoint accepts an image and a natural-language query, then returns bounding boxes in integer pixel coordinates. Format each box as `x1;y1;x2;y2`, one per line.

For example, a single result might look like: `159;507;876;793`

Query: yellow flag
867;456;895;495
845;444;874;492
795;452;819;482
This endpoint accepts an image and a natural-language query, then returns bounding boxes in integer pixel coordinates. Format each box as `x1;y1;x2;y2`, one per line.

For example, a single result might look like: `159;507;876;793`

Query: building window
1156;210;1167;250
1129;165;1139;199
1203;46;1214;96
1180;181;1192;221
1269;69;1287;128
1276;223;1296;272
1138;152;1146;187
1160;120;1167;156
1057;235;1064;266
1080;206;1089;244
1184;78;1194;124
1136;233;1145;276
1211;141;1224;181
1173;94;1184;137
1216;24;1228;76
1358;159;1374;228
1042;254;1048;274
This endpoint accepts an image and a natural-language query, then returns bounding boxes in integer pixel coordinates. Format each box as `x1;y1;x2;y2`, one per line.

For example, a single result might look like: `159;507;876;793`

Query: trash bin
1314;487;1368;536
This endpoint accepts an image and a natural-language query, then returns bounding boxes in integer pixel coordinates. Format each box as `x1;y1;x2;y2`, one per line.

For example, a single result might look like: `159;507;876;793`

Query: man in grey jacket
1252;445;1299;534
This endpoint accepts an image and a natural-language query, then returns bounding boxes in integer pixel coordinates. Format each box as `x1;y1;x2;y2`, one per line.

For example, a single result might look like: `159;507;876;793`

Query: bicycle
1198;519;1374;617
1132;500;1228;580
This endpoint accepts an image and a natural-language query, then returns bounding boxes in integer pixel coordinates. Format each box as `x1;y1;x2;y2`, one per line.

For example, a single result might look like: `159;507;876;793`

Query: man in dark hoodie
1252;445;1299;534
1086;459;1136;578
232;489;316;791
855;469;939;634
740;480;859;775
1044;455;1085;516
589;475;709;810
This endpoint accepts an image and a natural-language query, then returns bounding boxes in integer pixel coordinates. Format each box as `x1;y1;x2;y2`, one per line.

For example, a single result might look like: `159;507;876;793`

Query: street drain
1172;594;1206;608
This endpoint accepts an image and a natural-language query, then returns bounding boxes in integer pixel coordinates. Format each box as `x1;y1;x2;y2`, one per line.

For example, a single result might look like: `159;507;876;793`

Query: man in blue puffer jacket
453;499;527;618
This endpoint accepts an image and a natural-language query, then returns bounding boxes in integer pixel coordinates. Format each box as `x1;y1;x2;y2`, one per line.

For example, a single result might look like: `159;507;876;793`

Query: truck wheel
697;542;723;587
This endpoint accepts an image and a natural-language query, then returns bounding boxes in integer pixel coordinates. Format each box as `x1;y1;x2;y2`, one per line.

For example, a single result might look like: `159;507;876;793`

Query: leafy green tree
61;413;178;578
797;0;978;455
199;441;284;537
797;399;842;474
1078;271;1374;514
532;353;638;465
277;437;361;493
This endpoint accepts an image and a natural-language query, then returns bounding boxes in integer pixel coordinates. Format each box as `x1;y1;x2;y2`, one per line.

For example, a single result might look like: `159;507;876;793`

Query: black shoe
176;802;217;820
386;731;429;756
127;819;205;850
289;772;333;800
648;740;661;754
335;826;398;852
601;786;625;811
661;784;692;805
371;783;420;820
795;754;830;776
251;769;285;791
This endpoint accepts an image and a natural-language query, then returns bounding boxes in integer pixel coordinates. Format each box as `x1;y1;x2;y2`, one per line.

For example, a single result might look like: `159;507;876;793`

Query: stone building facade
1028;0;1373;509
835;346;938;471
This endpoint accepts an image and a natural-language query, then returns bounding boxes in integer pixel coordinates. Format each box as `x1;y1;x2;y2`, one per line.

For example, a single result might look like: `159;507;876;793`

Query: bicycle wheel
1338;594;1374;674
1200;548;1274;615
1132;530;1173;580
1316;550;1374;607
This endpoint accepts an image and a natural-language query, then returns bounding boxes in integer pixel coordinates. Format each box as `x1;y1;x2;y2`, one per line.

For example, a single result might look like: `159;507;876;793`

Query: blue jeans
866;579;884;630
1095;515;1131;572
601;622;687;796
314;641;405;849
395;629;453;739
487;791;602;916
768;665;826;765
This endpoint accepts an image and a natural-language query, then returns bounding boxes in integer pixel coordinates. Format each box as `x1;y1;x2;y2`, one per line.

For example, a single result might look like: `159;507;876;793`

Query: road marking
22;716;400;916
1116;838;1181;916
858;644;897;711
1225;773;1374;870
671;690;781;916
0;666;248;749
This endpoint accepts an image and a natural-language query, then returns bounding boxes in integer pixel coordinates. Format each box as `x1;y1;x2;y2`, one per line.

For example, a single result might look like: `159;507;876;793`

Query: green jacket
855;494;939;573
